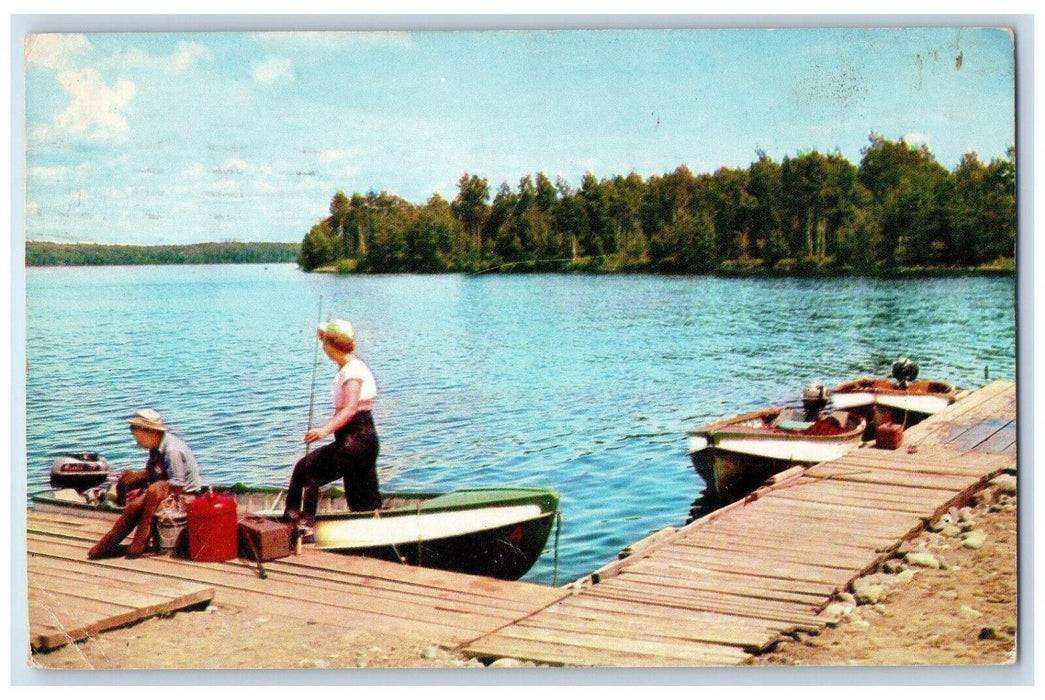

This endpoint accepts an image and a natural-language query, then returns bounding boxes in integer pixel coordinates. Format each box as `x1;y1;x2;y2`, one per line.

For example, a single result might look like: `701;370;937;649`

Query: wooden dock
460;380;1017;666
27;381;1016;666
26;512;569;654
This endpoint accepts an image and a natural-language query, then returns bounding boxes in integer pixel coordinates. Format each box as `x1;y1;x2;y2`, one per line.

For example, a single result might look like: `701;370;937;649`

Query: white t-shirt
332;356;377;410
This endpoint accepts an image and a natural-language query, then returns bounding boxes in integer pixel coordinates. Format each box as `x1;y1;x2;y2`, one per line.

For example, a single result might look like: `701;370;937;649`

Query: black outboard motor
801;384;830;422
892;358;920;388
49;451;110;491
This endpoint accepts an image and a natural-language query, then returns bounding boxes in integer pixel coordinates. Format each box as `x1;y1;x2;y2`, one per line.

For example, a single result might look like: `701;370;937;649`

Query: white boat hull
251;504;548;549
711;434;861;464
831;391;951;416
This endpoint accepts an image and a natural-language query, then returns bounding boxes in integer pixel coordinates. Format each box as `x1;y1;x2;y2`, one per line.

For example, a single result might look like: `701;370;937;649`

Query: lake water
24;264;1016;584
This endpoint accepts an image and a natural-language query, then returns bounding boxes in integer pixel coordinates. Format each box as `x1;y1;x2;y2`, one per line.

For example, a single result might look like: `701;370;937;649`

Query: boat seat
776;419;815;432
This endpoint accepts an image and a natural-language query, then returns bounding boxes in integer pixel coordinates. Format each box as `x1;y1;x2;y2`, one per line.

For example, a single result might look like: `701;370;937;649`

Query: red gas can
187;489;239;562
876;422;904;450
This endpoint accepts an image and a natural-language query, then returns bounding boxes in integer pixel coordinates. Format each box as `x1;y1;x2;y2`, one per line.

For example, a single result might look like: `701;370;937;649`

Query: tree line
26;241;301;267
298;134;1016;275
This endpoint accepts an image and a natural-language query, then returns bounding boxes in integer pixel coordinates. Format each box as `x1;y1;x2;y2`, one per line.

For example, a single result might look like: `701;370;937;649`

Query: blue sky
22;27;1015;245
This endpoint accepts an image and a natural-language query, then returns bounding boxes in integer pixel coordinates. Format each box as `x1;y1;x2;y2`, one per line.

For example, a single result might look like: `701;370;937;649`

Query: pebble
990;474;1017;496
940;590;958;600
837;591;857;606
851;577;888;605
940;525;962;538
894;569;916;585
882;558;906;574
958;605;982;619
971;489;995;508
421;646;439;660
979;627;999;640
961;530;988;549
298;658;329;668
928;514;953;532
905;551;941;569
489;657;527;668
819;602;852;623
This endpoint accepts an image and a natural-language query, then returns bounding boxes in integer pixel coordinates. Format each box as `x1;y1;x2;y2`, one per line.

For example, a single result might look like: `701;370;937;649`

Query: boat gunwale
29;485;560;521
831;377;958;399
687;408;866;443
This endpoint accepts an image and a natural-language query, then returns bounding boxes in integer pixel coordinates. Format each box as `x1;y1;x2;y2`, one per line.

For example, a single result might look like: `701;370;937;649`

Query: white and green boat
32;483;560;581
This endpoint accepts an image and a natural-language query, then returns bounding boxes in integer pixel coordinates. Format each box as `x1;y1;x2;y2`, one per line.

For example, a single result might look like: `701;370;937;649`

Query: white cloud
183;164;208;180
171;41;211;71
25;33;90;69
251;57;294;85
116;41;211;73
26;201;39;217
55;68;136;139
28;124;51;144
903;132;931;147
319;150;345;163
216;157;249;174
28;165;66;180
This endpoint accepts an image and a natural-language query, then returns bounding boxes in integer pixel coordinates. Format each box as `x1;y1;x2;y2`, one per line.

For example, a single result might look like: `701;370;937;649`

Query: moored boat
687;386;866;505
831;358;958;439
31;483;560;581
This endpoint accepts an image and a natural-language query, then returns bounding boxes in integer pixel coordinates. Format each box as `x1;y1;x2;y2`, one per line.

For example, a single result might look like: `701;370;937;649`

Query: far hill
25;241;301;267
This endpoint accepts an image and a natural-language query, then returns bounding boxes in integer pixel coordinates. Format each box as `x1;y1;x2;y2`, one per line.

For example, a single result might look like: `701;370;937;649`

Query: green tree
298;221;337;271
451;173;490;253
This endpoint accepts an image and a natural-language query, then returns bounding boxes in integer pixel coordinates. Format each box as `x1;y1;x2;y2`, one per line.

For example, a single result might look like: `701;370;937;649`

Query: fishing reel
892;358;920;387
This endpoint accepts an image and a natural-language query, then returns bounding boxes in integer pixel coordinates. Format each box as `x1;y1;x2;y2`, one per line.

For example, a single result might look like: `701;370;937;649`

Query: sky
21;26;1016;245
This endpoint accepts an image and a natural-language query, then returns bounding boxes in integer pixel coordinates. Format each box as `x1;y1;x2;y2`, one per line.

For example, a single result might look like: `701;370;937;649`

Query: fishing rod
305;295;324;459
292;295;324;555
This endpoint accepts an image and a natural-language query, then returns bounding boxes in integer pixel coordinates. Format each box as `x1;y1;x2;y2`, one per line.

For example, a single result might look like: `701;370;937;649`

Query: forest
25;241;300;267
298;135;1016;276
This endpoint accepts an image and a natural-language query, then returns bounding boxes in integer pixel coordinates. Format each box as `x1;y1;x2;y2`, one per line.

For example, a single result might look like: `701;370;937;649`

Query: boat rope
552;510;562;587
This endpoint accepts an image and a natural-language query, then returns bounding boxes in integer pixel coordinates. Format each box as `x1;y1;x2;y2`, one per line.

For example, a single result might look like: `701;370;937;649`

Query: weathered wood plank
589;578;824;629
466;623;751;666
26;510;564;609
462;632;740;667
974;421;1018;454
552;593;788;642
615;565;831;605
519;603;778;650
27;533;520;641
28;573;213;652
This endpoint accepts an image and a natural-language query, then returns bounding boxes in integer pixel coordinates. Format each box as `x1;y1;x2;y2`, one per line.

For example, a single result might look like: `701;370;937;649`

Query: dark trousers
88;480;171;559
285;411;381;519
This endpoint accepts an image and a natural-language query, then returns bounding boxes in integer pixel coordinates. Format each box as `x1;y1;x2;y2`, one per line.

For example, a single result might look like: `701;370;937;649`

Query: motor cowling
892;358;920;387
801;384;829;421
49;451;110;491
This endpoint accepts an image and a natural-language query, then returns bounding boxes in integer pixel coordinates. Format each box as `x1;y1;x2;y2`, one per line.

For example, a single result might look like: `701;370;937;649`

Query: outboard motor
50;451;110;491
892;358;920;388
801;383;830;422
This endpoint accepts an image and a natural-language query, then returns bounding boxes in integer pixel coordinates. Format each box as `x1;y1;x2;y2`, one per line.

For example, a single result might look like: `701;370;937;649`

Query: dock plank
28;566;213;652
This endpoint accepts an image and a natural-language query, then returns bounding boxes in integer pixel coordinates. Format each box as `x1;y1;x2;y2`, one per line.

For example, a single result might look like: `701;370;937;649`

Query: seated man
88;408;203;559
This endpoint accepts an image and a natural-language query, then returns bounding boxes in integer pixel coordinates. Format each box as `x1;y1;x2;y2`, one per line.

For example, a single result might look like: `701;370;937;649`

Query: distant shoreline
25;241;300;267
24;241;1015;278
